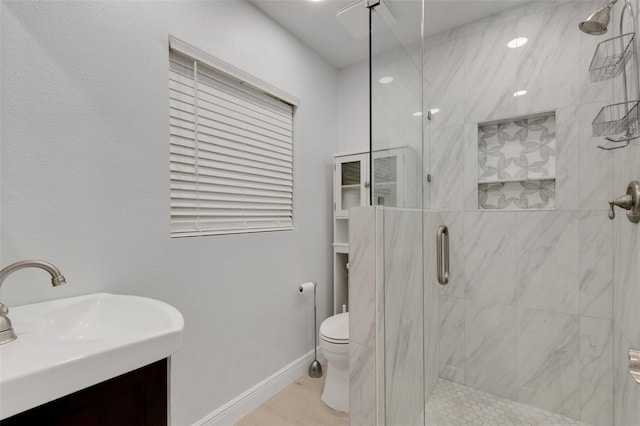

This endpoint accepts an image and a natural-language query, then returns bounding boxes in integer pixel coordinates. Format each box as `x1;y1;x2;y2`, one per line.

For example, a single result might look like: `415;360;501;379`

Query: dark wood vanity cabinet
1;359;168;426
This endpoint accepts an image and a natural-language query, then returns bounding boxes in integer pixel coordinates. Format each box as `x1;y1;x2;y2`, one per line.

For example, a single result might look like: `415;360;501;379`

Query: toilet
319;312;349;413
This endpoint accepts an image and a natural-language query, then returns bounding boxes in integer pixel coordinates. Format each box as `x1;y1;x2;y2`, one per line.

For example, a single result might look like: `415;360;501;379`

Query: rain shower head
579;0;618;35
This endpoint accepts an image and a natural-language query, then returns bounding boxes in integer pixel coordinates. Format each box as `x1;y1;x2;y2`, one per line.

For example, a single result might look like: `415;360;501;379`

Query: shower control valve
608;181;640;223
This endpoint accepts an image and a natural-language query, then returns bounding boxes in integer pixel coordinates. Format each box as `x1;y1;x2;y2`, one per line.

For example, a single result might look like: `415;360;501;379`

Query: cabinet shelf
333;243;349;254
341;184;361;189
478;176;556;185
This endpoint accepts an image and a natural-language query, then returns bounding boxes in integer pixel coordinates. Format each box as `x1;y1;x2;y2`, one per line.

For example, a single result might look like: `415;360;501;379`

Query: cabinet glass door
335;154;368;217
342;160;361;209
372;154;398;206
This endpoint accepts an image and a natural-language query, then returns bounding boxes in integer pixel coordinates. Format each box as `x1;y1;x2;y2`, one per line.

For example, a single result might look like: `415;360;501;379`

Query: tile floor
423;378;592;426
237;366;594;425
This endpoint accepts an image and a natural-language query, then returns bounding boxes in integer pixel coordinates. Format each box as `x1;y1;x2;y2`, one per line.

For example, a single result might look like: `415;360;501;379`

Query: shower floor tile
424;379;592;426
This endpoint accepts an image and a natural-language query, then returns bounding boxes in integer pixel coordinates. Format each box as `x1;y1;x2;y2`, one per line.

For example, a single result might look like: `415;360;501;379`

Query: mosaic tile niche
478;113;556;210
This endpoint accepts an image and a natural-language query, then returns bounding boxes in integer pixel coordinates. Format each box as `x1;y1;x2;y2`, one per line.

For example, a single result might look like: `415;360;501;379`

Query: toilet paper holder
299;282;322;378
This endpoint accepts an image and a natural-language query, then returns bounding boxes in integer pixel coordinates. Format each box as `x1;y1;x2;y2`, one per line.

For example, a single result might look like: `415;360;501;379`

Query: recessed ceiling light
309;0;324;2
507;37;528;48
513;90;527;97
378;76;394;84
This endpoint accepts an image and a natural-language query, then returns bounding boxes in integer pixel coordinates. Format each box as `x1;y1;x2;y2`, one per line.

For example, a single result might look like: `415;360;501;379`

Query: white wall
0;1;338;424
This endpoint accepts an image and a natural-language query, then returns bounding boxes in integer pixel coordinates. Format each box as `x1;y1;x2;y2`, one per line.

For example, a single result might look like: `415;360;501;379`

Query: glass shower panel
370;1;426;425
370;3;423;210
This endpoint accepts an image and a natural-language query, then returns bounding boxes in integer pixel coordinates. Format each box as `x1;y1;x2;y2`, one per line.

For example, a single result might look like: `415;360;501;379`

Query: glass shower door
369;1;427;424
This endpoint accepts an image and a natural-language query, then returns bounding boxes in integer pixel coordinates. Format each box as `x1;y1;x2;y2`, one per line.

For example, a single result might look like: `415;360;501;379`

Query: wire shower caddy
589;32;636;82
589;2;640;150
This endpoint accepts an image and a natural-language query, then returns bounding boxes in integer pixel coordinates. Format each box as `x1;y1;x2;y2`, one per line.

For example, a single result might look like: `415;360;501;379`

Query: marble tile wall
383;208;426;426
423;211;442;397
426;1;617;424
349;207;440;426
349;207;380;426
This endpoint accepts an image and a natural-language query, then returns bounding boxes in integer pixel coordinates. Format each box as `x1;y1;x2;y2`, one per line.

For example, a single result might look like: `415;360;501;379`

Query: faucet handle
0;303;16;343
609;181;640;223
609;201;616;219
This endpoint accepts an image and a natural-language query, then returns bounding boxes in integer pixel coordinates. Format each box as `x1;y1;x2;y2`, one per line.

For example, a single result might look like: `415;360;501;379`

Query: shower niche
477;112;556;210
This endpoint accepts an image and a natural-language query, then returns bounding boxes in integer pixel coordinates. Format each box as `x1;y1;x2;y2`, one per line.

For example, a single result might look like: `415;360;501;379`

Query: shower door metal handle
437;225;449;285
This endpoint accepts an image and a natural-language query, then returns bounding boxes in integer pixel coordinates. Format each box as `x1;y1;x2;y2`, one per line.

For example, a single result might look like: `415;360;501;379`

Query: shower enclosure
355;0;640;424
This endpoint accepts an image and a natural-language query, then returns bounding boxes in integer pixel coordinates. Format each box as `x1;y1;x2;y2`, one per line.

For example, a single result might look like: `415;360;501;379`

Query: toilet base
321;360;349;413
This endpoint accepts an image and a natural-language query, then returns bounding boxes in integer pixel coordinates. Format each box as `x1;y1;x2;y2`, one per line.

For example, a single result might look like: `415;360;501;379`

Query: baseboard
192;347;325;426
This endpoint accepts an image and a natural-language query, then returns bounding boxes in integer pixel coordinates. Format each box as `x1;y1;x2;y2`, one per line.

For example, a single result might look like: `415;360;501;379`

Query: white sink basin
0;293;184;420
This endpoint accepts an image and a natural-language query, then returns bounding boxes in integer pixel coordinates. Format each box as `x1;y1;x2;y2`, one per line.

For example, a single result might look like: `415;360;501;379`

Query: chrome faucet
0;260;67;344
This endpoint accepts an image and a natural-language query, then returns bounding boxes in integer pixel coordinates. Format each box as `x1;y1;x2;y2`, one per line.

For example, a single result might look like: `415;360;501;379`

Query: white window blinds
169;47;295;237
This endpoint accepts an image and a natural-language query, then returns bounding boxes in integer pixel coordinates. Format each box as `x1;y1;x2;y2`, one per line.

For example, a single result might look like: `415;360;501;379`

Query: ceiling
250;0;534;69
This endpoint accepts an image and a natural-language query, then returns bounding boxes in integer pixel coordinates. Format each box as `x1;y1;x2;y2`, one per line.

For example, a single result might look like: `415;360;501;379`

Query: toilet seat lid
320;312;349;342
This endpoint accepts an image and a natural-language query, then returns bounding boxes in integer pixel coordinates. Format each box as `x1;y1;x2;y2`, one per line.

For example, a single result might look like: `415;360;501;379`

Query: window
169;37;298;237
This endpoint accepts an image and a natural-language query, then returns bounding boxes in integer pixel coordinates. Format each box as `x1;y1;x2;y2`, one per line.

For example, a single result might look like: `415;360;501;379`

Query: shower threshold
423;378;593;426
